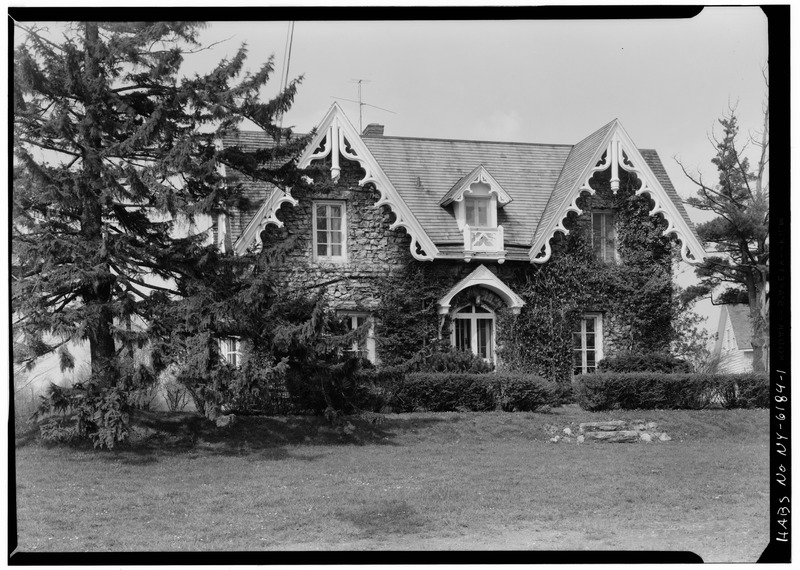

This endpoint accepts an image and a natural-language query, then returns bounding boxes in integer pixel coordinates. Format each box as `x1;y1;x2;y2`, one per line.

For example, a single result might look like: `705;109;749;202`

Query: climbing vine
497;167;677;381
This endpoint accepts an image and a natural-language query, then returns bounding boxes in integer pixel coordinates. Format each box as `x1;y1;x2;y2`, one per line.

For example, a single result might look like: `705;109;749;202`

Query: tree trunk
81;22;117;386
750;278;769;372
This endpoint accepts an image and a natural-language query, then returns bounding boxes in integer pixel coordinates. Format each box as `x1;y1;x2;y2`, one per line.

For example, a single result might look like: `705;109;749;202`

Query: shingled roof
725;304;755;351
221;112;700;263
218;130;283;243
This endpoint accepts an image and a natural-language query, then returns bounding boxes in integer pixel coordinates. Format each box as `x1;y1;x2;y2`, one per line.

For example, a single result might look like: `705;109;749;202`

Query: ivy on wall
498;168;676;381
375;167;680;382
372;264;454;366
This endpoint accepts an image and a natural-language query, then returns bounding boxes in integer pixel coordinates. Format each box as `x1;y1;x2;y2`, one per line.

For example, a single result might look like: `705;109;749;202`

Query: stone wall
260;155;414;312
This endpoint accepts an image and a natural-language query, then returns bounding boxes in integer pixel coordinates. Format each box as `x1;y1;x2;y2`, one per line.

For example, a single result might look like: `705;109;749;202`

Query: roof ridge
368;134;575;147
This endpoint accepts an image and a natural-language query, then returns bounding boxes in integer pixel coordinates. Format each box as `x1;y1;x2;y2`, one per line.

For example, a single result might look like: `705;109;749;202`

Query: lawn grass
13;406;769;561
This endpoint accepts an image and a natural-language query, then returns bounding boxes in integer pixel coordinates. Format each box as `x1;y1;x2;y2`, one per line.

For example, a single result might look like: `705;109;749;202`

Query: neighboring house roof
221;104;704;264
713;303;754;358
726;304;754;350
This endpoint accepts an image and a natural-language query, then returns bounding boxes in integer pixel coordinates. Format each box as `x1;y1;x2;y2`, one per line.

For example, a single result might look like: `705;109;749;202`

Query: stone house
215;103;705;376
711;304;754;373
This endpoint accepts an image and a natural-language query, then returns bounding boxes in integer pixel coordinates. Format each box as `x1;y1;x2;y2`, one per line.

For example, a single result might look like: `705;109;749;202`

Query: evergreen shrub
597;351;693;373
575;372;769;411
391;372;559;413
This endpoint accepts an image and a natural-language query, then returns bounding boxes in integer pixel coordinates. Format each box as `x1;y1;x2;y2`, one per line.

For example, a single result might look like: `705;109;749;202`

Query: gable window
591;211;616;263
313;201;346;262
452;304;495;362
340;312;376;363
573;314;603;375
220;337;242;368
466;197;490;227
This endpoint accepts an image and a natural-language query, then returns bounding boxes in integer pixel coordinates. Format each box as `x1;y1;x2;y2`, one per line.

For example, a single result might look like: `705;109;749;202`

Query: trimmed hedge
598;351;693;373
391;372;561;413
575;372;769;411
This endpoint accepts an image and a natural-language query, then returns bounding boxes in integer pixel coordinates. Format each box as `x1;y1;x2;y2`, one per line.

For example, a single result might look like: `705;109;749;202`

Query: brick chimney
362;123;385;137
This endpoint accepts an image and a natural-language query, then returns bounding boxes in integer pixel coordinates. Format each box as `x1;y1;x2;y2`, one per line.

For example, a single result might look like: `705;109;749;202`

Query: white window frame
220;337;242;368
591;210;618;263
573;313;603;375
455;183;498;231
312;200;347;262
450;304;496;364
339;312;376;363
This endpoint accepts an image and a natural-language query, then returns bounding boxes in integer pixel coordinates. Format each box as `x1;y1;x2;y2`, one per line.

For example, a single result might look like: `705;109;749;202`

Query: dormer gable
437;166;510;263
439;165;512;209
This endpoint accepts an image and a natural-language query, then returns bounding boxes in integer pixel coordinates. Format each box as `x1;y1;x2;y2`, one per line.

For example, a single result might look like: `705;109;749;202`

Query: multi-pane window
220;337;242;368
591;211;616;262
340;312;376;363
465;197;490;227
313;202;346;261
452;304;495;362
573;314;602;375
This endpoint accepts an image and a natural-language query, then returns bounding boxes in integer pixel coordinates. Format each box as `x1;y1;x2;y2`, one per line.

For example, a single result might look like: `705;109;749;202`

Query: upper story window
591;211;617;263
573;313;603;375
466;196;491;227
313;201;346;262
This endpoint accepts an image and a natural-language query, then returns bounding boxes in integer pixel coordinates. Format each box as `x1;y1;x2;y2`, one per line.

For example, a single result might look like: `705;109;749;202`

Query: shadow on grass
336;498;434;538
116;410;455;461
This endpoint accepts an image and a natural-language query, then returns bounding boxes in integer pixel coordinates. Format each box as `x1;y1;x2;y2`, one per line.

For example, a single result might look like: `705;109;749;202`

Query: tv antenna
332;79;395;132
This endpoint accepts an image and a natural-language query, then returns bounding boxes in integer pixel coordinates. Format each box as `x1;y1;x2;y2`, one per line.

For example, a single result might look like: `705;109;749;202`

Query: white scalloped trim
531;122;705;265
297;104;438;262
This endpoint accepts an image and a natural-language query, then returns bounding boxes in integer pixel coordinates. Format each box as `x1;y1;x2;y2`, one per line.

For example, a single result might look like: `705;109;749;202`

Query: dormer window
466;195;490;227
439;166;511;262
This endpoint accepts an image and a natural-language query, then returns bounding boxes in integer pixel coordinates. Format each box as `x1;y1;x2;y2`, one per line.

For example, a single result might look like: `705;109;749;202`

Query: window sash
466;198;490;227
452;305;495;362
592;211;616;262
340;312;375;362
221;337;242;368
314;202;345;260
573;315;601;375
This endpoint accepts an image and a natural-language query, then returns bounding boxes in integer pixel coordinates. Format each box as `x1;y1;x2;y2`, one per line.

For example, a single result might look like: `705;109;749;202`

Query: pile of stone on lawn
546;420;672;444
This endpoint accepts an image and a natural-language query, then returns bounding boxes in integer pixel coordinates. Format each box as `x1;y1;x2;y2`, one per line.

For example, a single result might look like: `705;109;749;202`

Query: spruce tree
13;21;312;442
678;103;769;371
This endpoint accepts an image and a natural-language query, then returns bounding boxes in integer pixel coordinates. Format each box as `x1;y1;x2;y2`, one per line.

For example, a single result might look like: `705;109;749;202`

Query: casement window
465;197;491;227
313;201;346;262
452;304;495;362
220;337;242;368
591;211;617;263
340;312;376;363
573;314;603;375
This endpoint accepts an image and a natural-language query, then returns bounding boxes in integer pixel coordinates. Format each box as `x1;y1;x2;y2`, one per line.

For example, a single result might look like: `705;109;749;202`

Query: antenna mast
331;79;396;133
354;79;368;132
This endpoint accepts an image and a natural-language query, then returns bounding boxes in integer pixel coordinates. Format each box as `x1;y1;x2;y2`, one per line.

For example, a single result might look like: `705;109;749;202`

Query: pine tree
13;21;312;444
678;99;769;371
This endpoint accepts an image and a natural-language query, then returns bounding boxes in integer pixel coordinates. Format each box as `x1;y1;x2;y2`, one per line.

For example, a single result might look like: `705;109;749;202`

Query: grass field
13;405;769;561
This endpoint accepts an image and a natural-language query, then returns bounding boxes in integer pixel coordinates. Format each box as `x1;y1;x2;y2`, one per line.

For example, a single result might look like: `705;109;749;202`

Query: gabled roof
220;108;703;265
439;165;513;207
724;304;754;351
296;103;438;261
529;119;704;264
532;119;617;253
